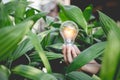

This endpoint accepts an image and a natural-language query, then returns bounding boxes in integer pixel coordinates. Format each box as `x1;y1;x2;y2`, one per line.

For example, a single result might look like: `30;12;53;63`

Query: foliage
66;71;93;80
0;0;120;80
67;42;106;73
13;65;57;80
99;11;120;80
59;4;88;33
0;65;10;80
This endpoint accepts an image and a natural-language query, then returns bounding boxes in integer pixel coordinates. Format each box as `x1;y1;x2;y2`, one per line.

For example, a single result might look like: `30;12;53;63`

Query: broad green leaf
15;0;28;23
83;5;93;21
25;8;35;18
98;11;118;36
67;42;106;73
40;29;59;49
92;75;101;80
99;11;120;80
28;31;52;73
101;27;120;80
93;21;101;28
38;29;53;42
29;51;63;62
41;33;51;49
4;1;17;13
11;38;33;61
38;29;56;49
52;73;66;80
46;43;63;50
24;12;47;23
11;29;52;61
116;68;120;80
66;71;93;80
0;3;12;28
59;10;69;21
12;65;57;80
4;0;29;14
0;21;33;61
59;4;88;33
93;28;104;38
51;22;61;28
0;65;10;80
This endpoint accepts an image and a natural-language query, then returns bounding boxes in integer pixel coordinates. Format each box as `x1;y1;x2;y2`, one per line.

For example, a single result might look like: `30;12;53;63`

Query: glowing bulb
60;21;78;45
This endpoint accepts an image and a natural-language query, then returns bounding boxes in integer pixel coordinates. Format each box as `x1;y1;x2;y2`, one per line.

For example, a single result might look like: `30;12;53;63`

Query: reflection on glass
60;21;78;45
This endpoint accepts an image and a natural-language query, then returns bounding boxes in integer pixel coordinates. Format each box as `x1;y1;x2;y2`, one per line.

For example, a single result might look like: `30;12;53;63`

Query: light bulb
60;21;78;45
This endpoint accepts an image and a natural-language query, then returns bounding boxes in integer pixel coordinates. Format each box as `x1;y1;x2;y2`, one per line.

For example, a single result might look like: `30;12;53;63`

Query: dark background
71;0;120;21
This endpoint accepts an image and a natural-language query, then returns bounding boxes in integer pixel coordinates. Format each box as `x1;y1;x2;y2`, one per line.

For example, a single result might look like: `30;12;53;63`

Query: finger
73;45;80;55
62;44;67;63
71;46;77;58
62;44;66;54
66;45;73;63
89;60;97;64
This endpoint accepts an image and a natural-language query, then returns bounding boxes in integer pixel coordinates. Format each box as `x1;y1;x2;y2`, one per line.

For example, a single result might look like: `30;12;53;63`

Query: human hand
62;44;100;74
62;44;80;64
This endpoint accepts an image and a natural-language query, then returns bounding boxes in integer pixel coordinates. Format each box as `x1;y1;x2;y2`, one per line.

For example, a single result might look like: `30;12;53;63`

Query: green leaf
40;29;59;49
45;16;55;26
0;21;33;61
28;31;52;73
24;12;47;23
100;27;120;80
38;29;56;49
11;29;52;61
99;11;120;80
59;4;88;33
29;51;63;62
11;38;33;61
66;71;93;80
46;43;63;50
83;5;93;21
116;69;120;80
52;73;66;80
51;22;61;28
59;10;69;21
98;11;118;36
4;0;27;14
38;29;53;42
12;65;57;80
92;75;101;80
67;42;106;73
25;8;35;18
15;0;28;23
93;28;104;38
0;3;12;28
0;65;10;80
4;1;16;13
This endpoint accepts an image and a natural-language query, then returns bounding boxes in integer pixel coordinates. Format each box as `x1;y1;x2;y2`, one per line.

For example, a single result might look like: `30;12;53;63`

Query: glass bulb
60;21;78;45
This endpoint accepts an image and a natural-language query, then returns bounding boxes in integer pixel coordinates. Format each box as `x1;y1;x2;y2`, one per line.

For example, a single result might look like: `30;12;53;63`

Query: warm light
60;21;78;45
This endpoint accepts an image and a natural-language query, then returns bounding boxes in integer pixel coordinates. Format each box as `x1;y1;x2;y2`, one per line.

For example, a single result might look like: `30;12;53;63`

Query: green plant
98;11;120;80
0;0;120;80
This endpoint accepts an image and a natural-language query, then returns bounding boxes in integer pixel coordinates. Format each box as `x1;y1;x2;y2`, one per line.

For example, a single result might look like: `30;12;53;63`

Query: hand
62;44;100;74
62;44;80;64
